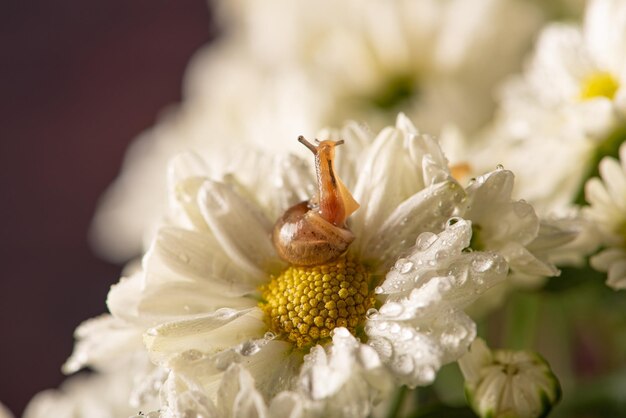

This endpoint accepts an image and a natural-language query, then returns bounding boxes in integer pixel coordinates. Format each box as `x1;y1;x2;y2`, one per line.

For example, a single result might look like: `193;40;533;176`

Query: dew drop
395;258;414;273
415;232;437;251
471;256;494;273
496;164;504;170
435;250;448;261
366;308;379;319
374;286;384;294
264;331;276;341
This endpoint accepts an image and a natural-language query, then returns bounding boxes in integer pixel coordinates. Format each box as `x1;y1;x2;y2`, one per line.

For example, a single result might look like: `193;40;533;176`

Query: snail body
272;137;359;266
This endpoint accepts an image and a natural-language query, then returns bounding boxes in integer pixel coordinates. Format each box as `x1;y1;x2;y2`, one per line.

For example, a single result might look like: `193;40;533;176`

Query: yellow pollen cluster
260;256;373;348
580;71;619;100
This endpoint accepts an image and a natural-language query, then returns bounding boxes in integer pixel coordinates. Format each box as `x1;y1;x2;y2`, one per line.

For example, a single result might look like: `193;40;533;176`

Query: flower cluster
13;0;626;417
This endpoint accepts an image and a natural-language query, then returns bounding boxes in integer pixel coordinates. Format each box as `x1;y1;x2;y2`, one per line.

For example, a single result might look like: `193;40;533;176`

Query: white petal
159;371;219;418
170;176;213;232
575;99;618;137
298;329;392;417
367;220;508;387
268;154;315;220
166;153;211;231
350;119;450;245
599;156;626;211
107;272;144;323
144;308;266;363
590;247;626;272
361;180;465;266
62;315;143;374
607;260;626;290
367;308;476;387
268;392;305;418
154;226;262;292
167;152;209;188
218;364;268;418
198;180;282;276
137;279;257;321
457;338;492;385
501;242;559;277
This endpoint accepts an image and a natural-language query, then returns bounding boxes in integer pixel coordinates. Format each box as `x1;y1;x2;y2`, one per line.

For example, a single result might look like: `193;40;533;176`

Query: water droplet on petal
374;286;384;294
471;256;494;273
366;308;379;319
415;232;438;250
395;258;414;273
496;164;504;170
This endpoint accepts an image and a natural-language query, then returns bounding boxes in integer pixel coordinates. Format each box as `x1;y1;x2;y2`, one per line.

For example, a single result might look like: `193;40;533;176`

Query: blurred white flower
585;143;626;289
480;0;626;213
459;338;561;418
91;0;542;262
223;0;541;135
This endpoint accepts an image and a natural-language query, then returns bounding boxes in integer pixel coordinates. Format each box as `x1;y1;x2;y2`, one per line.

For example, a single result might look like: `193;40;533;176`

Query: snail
272;136;360;266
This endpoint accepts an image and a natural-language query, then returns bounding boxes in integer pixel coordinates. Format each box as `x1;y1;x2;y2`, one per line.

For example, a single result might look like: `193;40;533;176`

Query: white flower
91;0;542;262
471;0;626;215
585;143;626;289
79;115;523;417
503;0;626;138
67;115;574;417
459;338;561;418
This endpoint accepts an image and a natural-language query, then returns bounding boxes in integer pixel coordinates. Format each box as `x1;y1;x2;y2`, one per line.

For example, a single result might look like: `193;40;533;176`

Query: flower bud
459;338;561;418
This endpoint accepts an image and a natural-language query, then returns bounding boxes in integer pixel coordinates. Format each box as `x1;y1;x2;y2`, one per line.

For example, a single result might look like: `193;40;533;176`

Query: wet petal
154;226;263;291
199;180;282;276
144;308;266;363
361;180;465;265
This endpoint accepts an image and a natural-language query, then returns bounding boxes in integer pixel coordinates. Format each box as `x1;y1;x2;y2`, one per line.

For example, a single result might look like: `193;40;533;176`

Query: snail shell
272;137;359;266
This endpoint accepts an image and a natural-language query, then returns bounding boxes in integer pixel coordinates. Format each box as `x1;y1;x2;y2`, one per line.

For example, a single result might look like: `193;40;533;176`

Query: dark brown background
0;1;214;415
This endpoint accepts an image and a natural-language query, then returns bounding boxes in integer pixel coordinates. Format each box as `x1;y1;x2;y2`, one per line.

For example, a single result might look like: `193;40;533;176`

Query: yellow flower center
580;71;619;100
260;256;374;348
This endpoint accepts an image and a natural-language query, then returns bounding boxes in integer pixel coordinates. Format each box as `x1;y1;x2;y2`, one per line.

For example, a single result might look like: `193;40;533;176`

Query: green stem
504;292;540;350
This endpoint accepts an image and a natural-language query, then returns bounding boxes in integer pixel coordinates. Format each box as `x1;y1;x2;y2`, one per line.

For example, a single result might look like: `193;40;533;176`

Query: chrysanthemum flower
476;0;626;214
60;115;574;417
459;338;561;418
585;142;626;289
